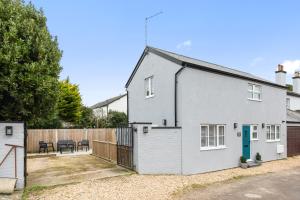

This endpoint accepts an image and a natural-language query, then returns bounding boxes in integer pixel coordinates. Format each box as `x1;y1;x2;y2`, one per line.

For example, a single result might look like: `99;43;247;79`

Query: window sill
266;140;280;143
248;98;262;102
200;146;227;151
251;139;259;141
145;95;155;99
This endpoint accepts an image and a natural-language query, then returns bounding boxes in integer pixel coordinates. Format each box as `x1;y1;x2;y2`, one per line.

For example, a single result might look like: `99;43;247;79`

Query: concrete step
0;178;17;194
247;160;261;168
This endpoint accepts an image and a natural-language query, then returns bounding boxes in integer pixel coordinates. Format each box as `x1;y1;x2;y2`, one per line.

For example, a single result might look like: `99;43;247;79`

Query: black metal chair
39;141;48;153
77;140;89;151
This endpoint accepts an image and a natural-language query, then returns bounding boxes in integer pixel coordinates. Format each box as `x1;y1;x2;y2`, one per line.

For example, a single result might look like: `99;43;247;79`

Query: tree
77;106;95;128
57;78;82;123
0;0;62;123
106;111;128;128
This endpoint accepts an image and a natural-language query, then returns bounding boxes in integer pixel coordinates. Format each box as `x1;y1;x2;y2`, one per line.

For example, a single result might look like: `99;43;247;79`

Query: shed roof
90;94;126;109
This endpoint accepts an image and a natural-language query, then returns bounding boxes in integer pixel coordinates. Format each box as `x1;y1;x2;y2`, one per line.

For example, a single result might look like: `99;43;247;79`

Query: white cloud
176;40;192;49
281;60;300;75
250;57;264;67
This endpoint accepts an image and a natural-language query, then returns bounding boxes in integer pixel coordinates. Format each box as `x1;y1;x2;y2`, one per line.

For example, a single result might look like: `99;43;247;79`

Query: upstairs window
145;76;154;98
248;84;262;101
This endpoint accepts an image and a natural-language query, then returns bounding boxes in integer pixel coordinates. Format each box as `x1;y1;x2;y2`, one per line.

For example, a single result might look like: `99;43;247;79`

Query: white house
91;94;127;118
126;46;287;175
275;65;300;156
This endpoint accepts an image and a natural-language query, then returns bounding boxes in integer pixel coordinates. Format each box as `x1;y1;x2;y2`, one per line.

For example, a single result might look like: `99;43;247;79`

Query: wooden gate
287;126;300;157
116;127;134;169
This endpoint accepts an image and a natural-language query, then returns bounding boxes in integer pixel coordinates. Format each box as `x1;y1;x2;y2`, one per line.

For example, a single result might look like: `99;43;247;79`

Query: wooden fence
27;128;117;162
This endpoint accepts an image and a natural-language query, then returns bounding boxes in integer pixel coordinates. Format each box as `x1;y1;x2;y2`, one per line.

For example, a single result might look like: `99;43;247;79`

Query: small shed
287;110;300;157
0;122;26;191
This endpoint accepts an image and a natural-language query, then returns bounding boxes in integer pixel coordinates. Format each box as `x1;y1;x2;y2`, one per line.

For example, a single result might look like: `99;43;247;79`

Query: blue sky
27;0;300;106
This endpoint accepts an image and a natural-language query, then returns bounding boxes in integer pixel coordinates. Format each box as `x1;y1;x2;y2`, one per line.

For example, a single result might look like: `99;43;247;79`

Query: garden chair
39;141;48;153
77;140;89;151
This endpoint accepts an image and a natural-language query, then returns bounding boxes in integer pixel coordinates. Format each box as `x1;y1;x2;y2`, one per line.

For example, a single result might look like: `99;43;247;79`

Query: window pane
201;126;208;147
254;85;261;93
218;126;225;145
150;77;154;95
253;93;260;100
248;84;253;91
209;125;216;147
252;132;258;139
253;125;257;131
248;91;253;99
271;125;275;140
276;126;280;140
267;126;271;140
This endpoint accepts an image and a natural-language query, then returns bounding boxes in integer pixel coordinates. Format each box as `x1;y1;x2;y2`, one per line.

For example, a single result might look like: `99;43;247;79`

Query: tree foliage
0;0;62;123
106;111;128;128
57;78;82;123
77;106;94;128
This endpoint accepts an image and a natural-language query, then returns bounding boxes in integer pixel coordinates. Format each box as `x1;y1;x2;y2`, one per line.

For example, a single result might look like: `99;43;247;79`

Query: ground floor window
200;124;225;149
251;125;258;140
266;125;280;141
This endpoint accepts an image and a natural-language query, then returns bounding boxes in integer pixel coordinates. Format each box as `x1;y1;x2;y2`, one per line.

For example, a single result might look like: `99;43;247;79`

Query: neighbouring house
275;65;300;157
91;94;127;118
126;46;287;175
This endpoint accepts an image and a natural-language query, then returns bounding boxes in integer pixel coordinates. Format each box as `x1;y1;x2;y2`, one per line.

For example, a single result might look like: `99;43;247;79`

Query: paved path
179;167;300;200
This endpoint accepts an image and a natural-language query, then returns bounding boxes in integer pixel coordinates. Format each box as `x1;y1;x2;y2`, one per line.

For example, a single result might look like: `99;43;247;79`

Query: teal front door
242;125;251;159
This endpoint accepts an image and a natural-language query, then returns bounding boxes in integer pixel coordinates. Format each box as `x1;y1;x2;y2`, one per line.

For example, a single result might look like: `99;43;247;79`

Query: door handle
244;145;248;147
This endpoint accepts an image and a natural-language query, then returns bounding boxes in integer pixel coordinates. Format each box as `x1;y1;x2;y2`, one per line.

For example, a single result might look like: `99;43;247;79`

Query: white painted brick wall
0;123;25;189
134;124;181;174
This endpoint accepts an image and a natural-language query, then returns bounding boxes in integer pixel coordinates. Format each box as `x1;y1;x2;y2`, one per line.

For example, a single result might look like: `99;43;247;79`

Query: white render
133;124;181;174
127;47;287;175
287;94;300;111
92;94;127;118
0;122;25;189
275;71;286;86
293;77;300;93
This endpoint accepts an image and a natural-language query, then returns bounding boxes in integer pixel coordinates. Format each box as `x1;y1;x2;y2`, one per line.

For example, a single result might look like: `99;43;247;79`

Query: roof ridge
149;46;258;77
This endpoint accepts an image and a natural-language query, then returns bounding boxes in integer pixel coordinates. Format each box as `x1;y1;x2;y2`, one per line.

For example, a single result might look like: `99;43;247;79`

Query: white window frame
266;125;280;142
200;124;226;150
250;125;259;140
145;76;154;98
248;83;262;101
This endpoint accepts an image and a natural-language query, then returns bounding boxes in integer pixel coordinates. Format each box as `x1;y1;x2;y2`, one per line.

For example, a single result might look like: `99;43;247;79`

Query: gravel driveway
27;156;300;200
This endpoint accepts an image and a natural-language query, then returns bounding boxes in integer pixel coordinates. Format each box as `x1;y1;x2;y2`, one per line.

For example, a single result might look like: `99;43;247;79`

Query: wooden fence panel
92;141;117;162
27;128;116;153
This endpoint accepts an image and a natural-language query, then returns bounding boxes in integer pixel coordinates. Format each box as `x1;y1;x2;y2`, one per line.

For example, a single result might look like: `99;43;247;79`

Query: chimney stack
275;64;286;86
293;71;300;93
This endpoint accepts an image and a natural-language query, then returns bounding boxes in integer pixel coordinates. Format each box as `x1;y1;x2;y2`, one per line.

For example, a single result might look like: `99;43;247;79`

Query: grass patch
22;185;49;200
22;182;80;200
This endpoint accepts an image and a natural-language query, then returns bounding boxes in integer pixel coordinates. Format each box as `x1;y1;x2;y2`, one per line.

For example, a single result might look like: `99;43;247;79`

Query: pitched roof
90;94;126;109
287;109;300;123
125;46;286;89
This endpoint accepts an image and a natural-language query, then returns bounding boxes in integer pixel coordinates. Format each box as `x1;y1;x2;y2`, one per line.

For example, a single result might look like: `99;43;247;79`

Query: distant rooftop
90;94;126;109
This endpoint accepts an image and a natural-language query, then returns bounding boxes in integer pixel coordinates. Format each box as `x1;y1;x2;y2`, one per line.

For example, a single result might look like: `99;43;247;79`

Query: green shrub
240;156;247;163
256;152;262;161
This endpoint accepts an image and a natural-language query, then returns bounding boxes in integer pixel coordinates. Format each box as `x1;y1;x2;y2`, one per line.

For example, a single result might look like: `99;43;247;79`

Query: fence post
55;129;58;147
